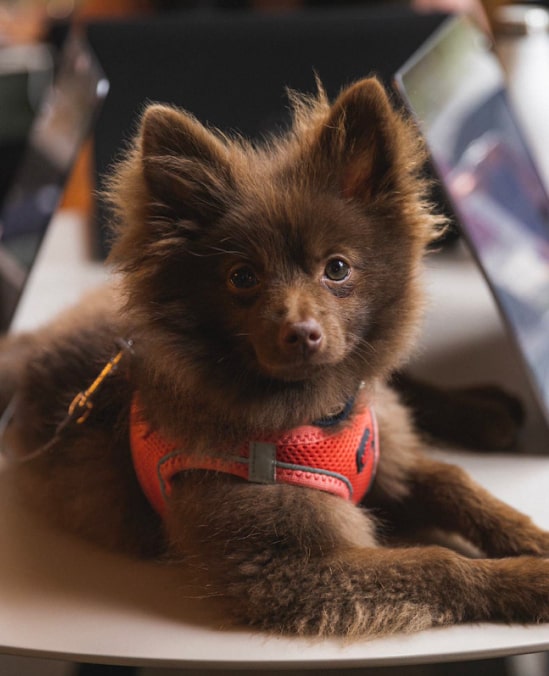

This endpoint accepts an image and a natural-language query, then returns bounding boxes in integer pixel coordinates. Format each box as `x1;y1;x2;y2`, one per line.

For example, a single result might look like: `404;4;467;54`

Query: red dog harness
130;397;379;518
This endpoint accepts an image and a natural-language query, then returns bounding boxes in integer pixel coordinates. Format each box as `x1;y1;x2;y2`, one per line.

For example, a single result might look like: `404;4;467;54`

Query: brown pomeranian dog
1;77;549;639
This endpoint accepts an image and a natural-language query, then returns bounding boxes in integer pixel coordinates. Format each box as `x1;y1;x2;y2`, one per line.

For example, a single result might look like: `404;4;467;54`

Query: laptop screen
395;15;549;422
0;34;108;331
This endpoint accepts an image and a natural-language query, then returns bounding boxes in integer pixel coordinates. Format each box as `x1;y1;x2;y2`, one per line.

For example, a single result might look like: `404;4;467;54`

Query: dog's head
108;78;443;428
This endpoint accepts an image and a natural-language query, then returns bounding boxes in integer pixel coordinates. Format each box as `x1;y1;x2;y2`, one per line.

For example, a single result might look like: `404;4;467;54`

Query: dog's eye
324;258;351;282
228;265;260;291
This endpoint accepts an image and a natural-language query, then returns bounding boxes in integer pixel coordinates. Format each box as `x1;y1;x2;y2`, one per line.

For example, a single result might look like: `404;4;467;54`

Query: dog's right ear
139;104;232;223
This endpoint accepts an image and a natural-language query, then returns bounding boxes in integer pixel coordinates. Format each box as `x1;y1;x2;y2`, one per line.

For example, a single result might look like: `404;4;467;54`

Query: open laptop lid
0;32;108;331
394;15;549;426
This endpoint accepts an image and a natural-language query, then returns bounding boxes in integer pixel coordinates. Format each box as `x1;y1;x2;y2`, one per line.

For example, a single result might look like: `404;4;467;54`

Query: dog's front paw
488;556;549;624
487;525;549;559
520;533;549;559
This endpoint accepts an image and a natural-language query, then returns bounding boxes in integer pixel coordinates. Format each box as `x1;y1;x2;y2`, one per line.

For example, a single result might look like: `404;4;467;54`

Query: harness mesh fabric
130;398;379;517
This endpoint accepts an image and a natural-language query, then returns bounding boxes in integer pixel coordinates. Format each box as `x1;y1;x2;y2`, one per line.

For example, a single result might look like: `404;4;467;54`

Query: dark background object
86;6;447;256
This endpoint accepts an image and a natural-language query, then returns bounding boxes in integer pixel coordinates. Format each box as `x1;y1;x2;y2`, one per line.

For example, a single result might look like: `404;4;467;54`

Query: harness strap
130;397;379;518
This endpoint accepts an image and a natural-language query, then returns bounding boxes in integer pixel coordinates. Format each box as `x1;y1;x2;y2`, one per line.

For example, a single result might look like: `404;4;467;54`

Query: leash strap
0;338;134;464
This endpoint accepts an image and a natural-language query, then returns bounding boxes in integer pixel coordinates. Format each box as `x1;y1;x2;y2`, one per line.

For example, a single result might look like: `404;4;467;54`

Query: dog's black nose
279;319;323;356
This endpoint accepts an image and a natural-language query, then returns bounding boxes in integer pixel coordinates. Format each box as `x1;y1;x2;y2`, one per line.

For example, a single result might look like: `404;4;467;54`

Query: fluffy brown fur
2;78;549;638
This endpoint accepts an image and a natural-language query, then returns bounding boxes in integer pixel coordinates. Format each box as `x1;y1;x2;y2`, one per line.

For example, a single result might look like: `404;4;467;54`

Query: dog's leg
374;455;549;558
391;372;524;451
225;545;549;637
167;475;549;637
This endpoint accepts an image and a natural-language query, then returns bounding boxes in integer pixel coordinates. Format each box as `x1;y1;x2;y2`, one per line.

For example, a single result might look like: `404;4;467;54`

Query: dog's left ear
313;78;414;202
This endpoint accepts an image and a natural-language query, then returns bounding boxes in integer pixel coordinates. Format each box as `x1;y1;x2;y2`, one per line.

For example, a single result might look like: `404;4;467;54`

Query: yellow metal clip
66;343;130;425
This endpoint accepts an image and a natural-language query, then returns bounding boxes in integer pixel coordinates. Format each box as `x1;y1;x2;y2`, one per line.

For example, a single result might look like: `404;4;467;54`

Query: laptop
394;15;549;431
0;33;108;331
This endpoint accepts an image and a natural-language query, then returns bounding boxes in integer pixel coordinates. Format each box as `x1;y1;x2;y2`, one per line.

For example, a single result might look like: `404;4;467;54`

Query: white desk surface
0;212;548;670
